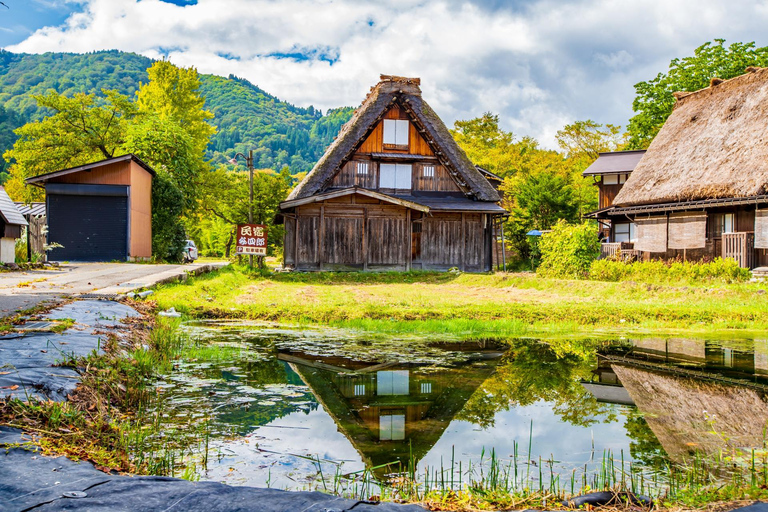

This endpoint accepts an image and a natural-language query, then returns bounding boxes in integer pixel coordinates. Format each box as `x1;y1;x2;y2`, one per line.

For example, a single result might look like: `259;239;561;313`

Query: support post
460;212;466;272
501;222;507;272
406;209;411;271
362;207;368;272
319;205;325;271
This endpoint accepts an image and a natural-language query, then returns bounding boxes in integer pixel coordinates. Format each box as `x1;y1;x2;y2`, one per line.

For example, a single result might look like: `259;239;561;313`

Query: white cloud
7;0;768;147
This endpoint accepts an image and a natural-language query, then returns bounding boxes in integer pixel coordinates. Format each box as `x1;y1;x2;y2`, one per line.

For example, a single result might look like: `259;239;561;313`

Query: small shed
25;154;154;262
0;187;28;264
15;202;46;261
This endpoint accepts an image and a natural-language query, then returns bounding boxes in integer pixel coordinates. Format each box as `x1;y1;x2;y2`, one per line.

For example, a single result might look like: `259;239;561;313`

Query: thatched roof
614;67;768;206
612;363;768;460
287;75;500;202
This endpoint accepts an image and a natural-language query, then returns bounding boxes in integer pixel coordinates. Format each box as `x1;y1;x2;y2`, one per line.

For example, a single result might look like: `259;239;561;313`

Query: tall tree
556;120;625;160
627;39;768;148
450;113;520;178
3;90;137;202
136;60;215;155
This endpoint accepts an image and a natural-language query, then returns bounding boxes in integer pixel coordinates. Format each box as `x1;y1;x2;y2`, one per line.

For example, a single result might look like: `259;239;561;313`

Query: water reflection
148;325;768;490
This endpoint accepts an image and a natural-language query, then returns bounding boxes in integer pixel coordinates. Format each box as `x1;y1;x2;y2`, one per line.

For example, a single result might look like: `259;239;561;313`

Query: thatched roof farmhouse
280;75;507;272
588;67;768;268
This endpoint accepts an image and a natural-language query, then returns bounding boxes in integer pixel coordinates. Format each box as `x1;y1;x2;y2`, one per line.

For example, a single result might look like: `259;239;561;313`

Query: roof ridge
672;66;768;105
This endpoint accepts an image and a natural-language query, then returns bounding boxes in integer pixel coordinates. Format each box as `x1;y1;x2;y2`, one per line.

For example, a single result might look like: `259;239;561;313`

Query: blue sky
1;0;767;147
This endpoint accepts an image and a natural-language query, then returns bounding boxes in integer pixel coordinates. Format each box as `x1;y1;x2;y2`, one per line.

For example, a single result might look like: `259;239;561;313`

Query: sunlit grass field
152;265;768;338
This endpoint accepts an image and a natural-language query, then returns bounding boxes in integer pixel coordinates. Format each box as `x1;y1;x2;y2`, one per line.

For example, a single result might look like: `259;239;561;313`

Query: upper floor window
383;119;409;147
356;162;369;175
380;164;412;191
603;174;627;185
422;165;435;177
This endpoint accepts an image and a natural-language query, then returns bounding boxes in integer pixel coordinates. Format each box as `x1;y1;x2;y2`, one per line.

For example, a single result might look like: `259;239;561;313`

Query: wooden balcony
722;232;755;268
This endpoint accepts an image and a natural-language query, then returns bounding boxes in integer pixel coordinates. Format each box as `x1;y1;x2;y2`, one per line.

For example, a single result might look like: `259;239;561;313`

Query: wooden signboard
236;224;268;255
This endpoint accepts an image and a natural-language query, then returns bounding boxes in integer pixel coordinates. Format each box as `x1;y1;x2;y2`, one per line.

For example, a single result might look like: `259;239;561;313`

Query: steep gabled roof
287;75;500;202
614;67;768;207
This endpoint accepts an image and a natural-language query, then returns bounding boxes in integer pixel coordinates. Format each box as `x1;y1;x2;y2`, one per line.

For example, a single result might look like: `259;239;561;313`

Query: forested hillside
0;50;353;173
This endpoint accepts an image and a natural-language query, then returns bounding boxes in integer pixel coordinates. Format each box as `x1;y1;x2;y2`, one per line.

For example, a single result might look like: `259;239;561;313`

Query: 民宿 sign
236;224;268;255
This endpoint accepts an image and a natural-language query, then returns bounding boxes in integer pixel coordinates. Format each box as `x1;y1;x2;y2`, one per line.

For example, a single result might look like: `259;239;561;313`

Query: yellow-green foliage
589;257;751;284
537;221;600;279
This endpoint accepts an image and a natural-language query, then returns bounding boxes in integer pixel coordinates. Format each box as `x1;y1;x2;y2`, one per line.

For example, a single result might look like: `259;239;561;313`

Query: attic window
357;162;369;175
383;119;409;147
423;165;435;177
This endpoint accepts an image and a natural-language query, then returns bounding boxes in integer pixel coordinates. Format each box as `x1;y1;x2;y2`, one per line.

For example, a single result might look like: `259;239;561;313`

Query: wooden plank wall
412;164;461;192
287;200;492;272
331;160;379;189
599;184;623;209
129;162;152;259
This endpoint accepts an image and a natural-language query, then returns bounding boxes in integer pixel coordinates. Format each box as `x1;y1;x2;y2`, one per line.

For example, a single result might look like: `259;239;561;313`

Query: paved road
0;262;227;317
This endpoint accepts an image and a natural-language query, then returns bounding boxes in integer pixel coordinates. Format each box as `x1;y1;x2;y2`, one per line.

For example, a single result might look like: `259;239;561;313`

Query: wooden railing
723;232;755;269
601;243;621;260
600;242;638;261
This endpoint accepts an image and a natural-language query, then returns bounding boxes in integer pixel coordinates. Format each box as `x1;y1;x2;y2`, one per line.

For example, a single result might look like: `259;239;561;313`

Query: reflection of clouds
204;408;365;489
423;402;633;474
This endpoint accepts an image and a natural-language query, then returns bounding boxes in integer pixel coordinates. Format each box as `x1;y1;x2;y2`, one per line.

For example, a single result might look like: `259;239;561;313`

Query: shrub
537;221;600;279
588;257;751;284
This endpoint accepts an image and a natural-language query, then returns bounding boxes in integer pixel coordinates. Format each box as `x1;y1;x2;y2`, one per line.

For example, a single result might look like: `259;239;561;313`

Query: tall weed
589;257;751;284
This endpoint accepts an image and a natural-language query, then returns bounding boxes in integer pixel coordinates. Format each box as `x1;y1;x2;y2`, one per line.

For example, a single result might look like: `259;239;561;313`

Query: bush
588;257;751;284
537;221;600;279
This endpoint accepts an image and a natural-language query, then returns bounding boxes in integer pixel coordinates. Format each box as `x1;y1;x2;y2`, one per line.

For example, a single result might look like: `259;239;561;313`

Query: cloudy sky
1;0;767;147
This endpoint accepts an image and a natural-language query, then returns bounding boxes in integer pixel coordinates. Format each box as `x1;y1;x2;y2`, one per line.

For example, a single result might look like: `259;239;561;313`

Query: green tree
3;89;137;202
537;220;600;279
136;60;216;155
450;112;520;178
627;39;768;148
556;120;625;160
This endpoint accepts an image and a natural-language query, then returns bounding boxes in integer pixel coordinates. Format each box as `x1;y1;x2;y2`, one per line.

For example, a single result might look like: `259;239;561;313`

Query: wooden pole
362;207;368;272
406;209;411;271
460;212;466;271
319;205;325;271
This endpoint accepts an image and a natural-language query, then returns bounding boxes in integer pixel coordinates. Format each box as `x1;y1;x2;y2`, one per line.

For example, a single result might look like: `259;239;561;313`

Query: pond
144;323;768;497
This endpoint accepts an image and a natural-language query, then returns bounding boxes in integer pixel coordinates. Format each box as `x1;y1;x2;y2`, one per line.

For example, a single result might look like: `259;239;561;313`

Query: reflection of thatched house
612;364;768;460
279;350;499;476
588;68;768;268
279;75;507;272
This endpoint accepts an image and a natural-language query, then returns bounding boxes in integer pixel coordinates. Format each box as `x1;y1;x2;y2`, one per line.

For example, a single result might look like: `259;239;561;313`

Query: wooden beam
319;205;325;271
363;207;368;271
460;212;466;271
406;208;412;271
280;187;429;213
294;214;299;267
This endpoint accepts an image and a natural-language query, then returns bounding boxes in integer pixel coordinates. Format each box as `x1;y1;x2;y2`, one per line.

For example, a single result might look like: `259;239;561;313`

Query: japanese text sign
236;224;268;255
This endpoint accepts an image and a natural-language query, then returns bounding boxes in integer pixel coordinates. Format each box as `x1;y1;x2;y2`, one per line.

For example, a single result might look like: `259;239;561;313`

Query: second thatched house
588;67;768;268
279;75;507;272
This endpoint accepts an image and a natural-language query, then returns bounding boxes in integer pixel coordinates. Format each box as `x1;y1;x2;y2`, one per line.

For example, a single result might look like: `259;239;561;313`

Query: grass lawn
152;265;768;339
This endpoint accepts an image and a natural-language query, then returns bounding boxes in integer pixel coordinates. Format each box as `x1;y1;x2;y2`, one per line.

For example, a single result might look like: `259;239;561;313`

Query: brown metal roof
590;194;768;217
582;150;646;176
25;154;155;186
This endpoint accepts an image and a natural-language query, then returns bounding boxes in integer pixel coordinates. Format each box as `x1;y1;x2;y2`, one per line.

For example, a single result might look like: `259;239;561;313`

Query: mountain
0;49;354;173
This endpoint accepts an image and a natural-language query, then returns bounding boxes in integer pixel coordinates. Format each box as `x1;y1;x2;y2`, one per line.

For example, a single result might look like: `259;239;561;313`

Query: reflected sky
145;324;768;491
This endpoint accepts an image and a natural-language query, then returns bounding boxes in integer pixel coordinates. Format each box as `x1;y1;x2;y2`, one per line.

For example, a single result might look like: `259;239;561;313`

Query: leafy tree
537;220;600;279
190;166;292;257
151;171;187;261
136;61;216;156
3;90;138;202
556;120;625;160
627;39;768;148
450;112;520;178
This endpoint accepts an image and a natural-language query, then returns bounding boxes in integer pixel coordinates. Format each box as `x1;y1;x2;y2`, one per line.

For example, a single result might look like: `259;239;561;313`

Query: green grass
152;265;768;338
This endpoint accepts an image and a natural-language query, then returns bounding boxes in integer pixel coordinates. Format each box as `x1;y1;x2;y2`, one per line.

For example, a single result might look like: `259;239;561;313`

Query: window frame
382;119;410;148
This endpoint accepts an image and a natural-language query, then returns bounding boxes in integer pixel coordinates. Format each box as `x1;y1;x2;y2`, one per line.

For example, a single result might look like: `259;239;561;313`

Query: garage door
47;184;129;262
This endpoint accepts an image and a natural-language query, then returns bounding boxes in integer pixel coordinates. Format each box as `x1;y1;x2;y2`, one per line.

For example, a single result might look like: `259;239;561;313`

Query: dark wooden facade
283;193;496;272
280;76;506;272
